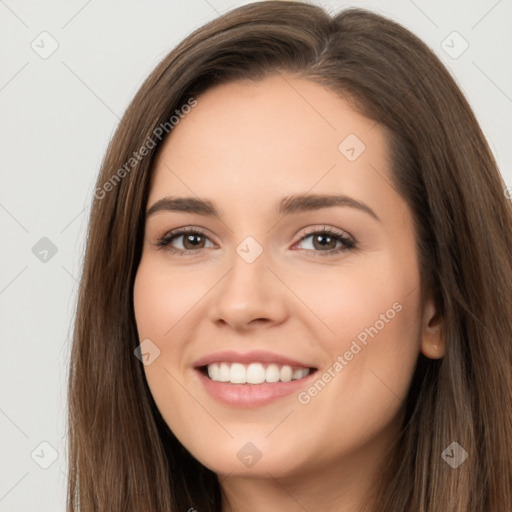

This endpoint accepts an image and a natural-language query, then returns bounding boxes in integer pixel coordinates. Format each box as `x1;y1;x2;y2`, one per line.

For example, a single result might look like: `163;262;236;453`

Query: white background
1;0;511;510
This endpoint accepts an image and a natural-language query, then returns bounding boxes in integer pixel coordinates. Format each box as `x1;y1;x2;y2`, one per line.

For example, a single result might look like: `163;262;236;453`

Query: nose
207;248;288;331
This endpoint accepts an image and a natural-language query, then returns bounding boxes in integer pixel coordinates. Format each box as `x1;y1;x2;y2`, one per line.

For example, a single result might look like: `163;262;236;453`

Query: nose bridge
208;234;287;327
224;235;270;300
235;233;266;266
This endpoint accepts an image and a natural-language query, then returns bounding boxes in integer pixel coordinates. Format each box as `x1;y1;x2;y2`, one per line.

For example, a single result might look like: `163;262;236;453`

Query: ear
420;291;444;359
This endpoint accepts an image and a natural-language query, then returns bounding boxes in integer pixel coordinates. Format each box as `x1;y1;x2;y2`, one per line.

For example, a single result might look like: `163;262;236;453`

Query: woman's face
133;74;440;482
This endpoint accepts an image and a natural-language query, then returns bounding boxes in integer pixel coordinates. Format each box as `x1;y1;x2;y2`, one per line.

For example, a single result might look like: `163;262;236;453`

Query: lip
192;350;315;369
192;350;318;408
195;369;317;408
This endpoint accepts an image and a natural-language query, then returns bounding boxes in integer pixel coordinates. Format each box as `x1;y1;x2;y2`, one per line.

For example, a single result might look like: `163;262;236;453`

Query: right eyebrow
146;197;218;218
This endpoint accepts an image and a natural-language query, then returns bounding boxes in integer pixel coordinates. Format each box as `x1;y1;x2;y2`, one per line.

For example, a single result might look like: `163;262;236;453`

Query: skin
133;73;444;512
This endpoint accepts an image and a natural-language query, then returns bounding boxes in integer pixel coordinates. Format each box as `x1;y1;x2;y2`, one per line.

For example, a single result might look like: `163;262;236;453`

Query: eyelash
154;226;356;257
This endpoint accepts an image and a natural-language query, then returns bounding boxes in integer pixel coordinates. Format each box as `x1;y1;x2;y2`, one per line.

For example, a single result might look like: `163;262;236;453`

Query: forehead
148;73;393;217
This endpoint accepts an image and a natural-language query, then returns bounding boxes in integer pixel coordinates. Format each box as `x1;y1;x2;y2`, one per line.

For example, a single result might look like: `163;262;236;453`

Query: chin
182;436;305;477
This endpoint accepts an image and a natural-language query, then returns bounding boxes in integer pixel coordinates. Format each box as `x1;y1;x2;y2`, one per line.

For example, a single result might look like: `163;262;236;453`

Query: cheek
133;257;205;340
132;256;210;396
293;257;422;439
292;250;421;356
132;260;191;427
283;298;422;468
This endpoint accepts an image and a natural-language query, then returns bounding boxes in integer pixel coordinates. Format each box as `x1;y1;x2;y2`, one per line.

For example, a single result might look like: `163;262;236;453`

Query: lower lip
195;369;316;408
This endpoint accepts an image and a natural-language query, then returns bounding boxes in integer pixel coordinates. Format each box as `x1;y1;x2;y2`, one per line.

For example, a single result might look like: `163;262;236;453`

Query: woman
67;1;512;510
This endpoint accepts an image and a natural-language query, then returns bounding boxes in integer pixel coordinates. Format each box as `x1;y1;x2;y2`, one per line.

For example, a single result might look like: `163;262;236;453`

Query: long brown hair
66;2;512;510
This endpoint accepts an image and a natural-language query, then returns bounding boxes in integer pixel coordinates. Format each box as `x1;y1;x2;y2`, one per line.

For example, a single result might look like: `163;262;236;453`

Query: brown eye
311;233;338;251
155;228;214;254
181;232;207;250
295;227;356;256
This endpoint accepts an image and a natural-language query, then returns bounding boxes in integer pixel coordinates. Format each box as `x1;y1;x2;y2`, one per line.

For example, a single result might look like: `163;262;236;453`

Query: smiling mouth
199;362;317;384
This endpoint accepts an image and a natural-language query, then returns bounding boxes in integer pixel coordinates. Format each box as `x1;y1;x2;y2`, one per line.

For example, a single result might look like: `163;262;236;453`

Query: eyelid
154;226;214;250
293;225;356;255
153;225;356;256
297;225;354;243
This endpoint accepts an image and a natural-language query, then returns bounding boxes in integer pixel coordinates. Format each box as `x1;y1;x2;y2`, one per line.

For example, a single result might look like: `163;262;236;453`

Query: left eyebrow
145;193;380;222
277;193;379;221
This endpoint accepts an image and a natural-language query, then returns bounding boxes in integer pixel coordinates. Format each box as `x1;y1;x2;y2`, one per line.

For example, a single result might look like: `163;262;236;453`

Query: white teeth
292;368;309;380
280;365;293;382
230;363;246;384
246;363;266;384
207;363;219;380
205;362;311;384
265;363;280;383
218;363;230;382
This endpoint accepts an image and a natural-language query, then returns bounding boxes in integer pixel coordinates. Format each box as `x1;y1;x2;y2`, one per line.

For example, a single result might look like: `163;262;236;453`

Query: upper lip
193;350;317;369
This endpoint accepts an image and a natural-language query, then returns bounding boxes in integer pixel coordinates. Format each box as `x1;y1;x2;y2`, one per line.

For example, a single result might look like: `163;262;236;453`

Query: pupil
185;234;202;249
315;234;333;249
